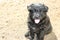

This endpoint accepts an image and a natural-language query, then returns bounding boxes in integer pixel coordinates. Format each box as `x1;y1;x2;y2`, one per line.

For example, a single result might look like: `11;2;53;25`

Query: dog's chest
31;24;43;32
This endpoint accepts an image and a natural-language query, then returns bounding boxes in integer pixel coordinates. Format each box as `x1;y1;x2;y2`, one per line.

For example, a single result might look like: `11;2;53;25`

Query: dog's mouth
34;19;40;24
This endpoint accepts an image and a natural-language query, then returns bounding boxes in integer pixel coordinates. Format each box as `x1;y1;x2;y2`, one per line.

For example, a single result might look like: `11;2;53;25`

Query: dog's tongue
34;19;40;24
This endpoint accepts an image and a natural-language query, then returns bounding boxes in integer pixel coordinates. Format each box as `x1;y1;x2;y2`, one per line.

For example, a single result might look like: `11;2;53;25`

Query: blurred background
0;0;60;40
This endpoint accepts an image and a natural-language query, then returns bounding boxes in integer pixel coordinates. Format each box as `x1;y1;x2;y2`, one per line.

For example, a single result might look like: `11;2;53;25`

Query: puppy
25;3;52;40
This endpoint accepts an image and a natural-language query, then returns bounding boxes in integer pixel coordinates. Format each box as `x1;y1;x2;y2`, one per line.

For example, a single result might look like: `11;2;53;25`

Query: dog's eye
28;10;33;13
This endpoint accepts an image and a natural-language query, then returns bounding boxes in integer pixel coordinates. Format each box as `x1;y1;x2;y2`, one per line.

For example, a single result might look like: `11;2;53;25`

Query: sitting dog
25;3;52;40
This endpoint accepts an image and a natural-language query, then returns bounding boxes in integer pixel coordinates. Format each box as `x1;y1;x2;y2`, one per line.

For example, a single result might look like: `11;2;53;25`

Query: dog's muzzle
33;13;40;24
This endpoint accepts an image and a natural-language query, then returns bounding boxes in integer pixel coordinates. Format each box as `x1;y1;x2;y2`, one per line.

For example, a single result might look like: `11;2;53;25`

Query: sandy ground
0;0;60;40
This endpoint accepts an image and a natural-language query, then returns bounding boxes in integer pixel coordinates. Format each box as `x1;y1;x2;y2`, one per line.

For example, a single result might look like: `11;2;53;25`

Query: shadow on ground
44;32;57;40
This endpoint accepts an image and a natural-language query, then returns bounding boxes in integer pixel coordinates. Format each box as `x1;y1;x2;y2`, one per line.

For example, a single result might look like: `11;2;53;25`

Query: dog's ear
44;5;48;12
27;6;31;10
27;6;33;13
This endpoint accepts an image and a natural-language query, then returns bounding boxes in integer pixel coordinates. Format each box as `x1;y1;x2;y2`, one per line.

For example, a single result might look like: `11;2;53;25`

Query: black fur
25;3;52;40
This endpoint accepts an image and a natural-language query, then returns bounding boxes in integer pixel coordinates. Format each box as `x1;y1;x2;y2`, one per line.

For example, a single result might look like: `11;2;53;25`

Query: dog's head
27;3;48;24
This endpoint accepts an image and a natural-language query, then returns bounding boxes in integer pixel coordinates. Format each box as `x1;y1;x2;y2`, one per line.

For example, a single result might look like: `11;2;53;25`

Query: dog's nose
35;17;39;19
35;13;40;17
35;14;40;19
33;13;40;19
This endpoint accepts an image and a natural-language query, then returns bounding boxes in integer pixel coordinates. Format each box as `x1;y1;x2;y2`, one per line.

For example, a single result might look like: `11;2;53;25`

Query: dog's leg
25;31;32;39
25;31;30;38
37;31;45;40
29;31;34;40
25;31;34;40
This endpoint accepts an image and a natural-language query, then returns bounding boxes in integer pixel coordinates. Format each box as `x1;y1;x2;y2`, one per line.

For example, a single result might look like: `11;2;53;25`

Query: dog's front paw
25;32;32;39
25;34;32;39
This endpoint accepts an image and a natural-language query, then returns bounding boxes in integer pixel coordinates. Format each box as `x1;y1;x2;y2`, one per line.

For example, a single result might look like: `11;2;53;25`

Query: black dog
25;3;52;40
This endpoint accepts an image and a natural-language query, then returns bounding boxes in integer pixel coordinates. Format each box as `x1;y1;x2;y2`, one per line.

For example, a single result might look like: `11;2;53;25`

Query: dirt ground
0;0;60;40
